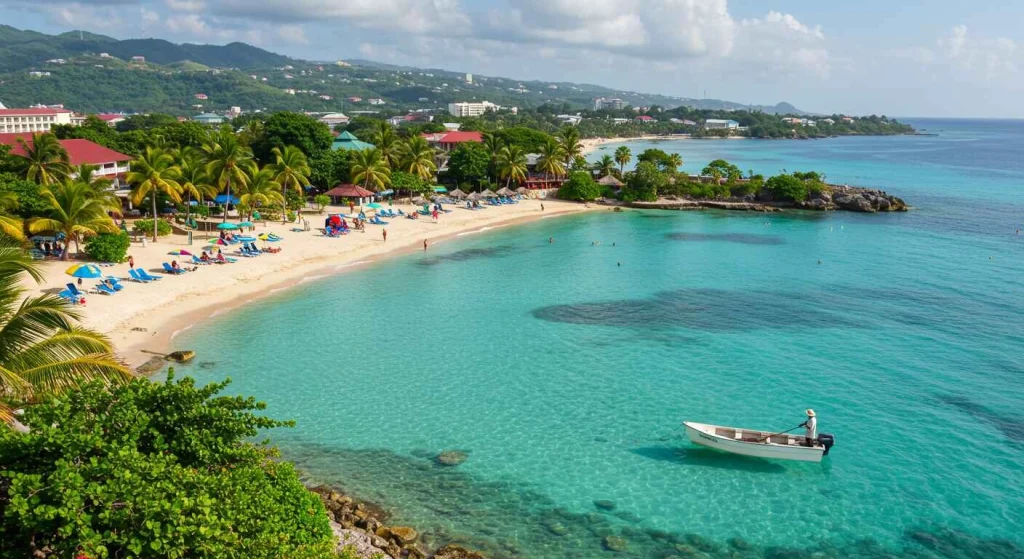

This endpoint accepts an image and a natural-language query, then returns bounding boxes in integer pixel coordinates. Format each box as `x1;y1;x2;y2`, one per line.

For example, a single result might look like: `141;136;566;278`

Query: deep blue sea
171;119;1024;558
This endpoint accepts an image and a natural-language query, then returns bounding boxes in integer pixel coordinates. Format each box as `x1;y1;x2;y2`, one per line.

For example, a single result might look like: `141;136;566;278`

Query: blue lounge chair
95;283;116;295
66;283;85;298
136;268;162;281
162;263;185;275
58;289;80;304
191;255;211;266
105;276;125;291
128;269;150;283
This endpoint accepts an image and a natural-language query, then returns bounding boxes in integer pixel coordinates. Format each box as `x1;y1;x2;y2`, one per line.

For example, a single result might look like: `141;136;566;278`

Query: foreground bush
0;373;335;559
557;171;601;202
84;232;130;263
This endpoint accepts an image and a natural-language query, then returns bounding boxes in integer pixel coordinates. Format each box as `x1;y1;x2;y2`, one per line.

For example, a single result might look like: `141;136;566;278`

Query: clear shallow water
172;119;1024;558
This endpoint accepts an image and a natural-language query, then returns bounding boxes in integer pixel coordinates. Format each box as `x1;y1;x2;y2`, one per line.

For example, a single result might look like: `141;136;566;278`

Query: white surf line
457;224;506;237
169;324;193;341
298;273;329;284
335;260;371;270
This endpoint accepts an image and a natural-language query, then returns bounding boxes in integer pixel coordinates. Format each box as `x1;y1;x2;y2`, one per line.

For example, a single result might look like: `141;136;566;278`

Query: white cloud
208;0;470;34
736;11;829;78
165;0;205;11
276;24;309;46
938;24;1017;77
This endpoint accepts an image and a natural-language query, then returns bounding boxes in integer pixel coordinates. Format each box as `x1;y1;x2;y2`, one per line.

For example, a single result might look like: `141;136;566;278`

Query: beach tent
324;183;375;206
448;188;467;199
495;187;514;196
480;189;498;198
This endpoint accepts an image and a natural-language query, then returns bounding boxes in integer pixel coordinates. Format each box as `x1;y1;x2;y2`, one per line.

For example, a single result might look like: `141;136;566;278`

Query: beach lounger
136;268;162;281
191;255;212;266
128;269;151;283
58;289;81;304
66;283;85;298
105;276;125;291
162;263;185;275
94;283;116;295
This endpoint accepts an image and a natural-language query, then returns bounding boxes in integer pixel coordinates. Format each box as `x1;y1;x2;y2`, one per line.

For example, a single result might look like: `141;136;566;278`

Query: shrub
0;373;335;559
313;194;330;213
286;210;297;222
622;161;664;202
133;218;172;237
193;203;211;218
557;171;601;201
765;174;809;202
84;232;130;263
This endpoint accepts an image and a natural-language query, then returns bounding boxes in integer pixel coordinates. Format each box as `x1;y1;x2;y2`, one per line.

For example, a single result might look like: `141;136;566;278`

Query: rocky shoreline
310;485;487;559
610;185;909;213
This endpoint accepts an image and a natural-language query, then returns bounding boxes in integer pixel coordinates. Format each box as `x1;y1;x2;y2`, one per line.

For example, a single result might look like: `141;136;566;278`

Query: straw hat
806;409;816;417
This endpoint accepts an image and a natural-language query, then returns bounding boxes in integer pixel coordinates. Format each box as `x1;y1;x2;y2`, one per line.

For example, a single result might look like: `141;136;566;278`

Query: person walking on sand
423;239;428;251
128;255;134;269
349;200;355;215
382;228;387;243
541;203;545;211
801;409;818;446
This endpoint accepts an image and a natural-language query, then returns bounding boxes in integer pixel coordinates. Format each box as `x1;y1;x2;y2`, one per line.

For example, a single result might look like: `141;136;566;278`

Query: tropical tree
481;132;503;183
350;148;391;191
269;146;311;223
397;136;437;182
594;154;616;178
16;133;70;186
614;145;632;174
127;147;183;241
0;191;23;240
0;236;130;427
536;138;565;180
28;180;119;260
558;125;583;166
238;168;284;221
668;153;684;172
371;121;399;168
72;163;113;192
176;148;216;224
497;145;528;188
203;129;257;223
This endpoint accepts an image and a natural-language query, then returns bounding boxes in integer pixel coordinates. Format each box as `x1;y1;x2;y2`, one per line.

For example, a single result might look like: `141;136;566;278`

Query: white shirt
805;416;818;440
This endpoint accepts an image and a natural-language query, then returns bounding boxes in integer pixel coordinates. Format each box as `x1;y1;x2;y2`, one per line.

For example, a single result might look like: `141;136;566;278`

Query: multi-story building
447;101;499;117
0;108;74;134
594;98;625;110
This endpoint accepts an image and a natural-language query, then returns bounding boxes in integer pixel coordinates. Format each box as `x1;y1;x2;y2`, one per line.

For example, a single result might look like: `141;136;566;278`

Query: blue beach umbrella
366;202;383;209
65;264;103;279
238;221;254;227
217;222;239;230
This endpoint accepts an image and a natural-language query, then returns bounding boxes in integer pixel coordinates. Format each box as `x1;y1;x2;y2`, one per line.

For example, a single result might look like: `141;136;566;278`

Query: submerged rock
594;499;617;511
544;522;569;536
388;525;418;544
135;356;165;376
165;350;195;363
436;450;468;466
432;544;487;559
603;535;629;552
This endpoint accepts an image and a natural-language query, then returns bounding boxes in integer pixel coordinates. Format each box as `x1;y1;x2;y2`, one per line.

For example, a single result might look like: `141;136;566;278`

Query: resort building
131;56;145;63
368;98;386;105
557;115;582;125
319;113;350;127
193;113;225;125
96;114;127;127
332;131;374;152
447;101;500;117
0;135;132;191
0;107;74;134
704;119;740;130
635;115;656;123
823;118;835;125
194;93;208;100
594;98;625;110
421;131;482;151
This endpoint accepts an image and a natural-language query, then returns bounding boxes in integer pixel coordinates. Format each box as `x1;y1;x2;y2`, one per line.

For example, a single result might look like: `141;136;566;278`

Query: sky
1;0;1022;118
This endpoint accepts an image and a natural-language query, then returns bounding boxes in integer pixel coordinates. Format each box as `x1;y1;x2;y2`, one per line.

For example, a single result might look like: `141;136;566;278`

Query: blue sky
1;0;1022;117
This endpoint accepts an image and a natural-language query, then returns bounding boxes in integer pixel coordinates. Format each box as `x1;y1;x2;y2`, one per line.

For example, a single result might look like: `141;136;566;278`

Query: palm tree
0;191;23;240
397;136;438;182
614;146;632;174
238;168;284;221
371;121;399;168
668;153;683;172
73;163;113;192
350;148;391;192
16;133;70;186
176;148;216;224
558;126;583;166
270;146;311;223
28;180;120;260
497;145;528;188
128;147;183;241
594;154;616;178
0;236;130;427
482;132;503;184
536;138;565;180
203;129;257;223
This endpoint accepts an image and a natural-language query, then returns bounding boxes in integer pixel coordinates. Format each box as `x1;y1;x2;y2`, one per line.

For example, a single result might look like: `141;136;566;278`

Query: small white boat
683;421;835;463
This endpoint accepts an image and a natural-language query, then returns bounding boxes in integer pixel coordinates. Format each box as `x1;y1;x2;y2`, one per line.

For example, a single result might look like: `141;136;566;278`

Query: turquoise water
172;119;1024;558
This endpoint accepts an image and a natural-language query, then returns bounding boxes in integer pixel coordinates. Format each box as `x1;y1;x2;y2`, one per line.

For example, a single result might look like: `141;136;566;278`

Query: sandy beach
580;134;750;156
24;198;594;369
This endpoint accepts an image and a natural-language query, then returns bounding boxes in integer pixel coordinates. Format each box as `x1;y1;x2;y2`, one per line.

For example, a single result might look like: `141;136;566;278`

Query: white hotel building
447;101;500;117
0;107;74;134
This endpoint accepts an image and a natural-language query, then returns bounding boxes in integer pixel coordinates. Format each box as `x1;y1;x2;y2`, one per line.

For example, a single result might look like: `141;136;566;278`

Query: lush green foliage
309;149;351;190
765;174;811;202
0;373;335;558
313;194;330;213
622;161;664;202
701;159;743;181
446;143;490;187
0;173;50;218
557;171;601;201
497;126;552;153
252;112;333;163
84;232;130;263
133;218;173;237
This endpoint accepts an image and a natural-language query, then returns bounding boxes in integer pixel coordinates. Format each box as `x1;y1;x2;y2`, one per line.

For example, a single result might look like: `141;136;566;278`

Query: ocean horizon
170;118;1024;559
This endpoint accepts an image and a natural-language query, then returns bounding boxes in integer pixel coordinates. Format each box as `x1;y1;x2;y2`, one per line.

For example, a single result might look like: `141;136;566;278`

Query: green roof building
332;131;374;151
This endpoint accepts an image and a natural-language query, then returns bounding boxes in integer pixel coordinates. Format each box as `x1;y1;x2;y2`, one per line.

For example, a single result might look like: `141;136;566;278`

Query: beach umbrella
366;202;383;209
516;187;528;194
217;222;239;230
238;221;254;227
480;189;498;198
449;188;467;199
65;264;103;279
168;250;192;256
496;187;513;196
467;192;482;201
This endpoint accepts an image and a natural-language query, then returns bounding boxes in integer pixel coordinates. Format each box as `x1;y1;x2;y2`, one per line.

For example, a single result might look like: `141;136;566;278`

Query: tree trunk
185;192;192;223
282;183;288;224
152;193;159;242
223;176;231;223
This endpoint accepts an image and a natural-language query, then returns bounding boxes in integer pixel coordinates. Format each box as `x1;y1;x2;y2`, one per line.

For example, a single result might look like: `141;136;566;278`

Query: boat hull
684;422;825;463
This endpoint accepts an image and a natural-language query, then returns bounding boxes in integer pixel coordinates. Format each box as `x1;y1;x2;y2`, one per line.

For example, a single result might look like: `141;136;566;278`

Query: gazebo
324;183;375;206
598;175;624;188
332;131;375;152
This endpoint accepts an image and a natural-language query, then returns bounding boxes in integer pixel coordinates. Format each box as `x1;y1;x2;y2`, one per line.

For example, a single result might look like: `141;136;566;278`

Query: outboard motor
818;433;836;456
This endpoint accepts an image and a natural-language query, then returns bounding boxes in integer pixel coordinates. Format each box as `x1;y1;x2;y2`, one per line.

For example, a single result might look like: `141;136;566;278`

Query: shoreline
580;134;747;155
22;199;596;371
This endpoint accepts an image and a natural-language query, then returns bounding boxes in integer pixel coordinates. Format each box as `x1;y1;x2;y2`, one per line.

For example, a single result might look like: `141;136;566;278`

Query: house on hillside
194;93;208;100
635;115;656;123
131;56;145;63
97;114;127;127
332;131;374;152
368;98;386;105
319;113;350;127
705;119;739;130
421;131;482;151
193;113;225;125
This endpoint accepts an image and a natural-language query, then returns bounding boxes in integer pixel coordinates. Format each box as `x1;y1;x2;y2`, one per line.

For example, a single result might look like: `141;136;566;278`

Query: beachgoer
541;203;545;211
201;251;210;262
423;239;428;251
802;409;818;446
349;201;355;215
549;237;553;244
432;209;439;221
171;260;180;271
382;229;387;243
128;255;134;269
617;262;621;267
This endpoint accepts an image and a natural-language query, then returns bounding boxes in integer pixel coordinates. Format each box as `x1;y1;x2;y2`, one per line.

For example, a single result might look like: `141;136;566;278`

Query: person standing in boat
802;409;818;446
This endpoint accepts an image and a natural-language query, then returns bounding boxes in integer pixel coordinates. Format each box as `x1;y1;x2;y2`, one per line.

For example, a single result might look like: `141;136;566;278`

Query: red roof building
0;134;132;187
635;115;655;123
96;114;127;126
421;131;483;151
